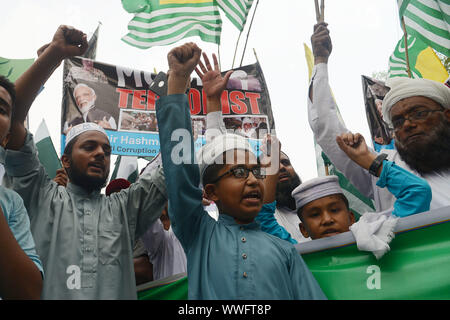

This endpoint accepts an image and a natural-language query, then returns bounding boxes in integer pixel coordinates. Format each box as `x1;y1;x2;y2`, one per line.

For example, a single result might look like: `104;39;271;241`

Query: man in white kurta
308;23;450;212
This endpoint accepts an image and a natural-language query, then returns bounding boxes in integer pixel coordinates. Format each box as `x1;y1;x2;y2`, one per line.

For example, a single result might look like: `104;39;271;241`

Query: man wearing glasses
309;22;450;212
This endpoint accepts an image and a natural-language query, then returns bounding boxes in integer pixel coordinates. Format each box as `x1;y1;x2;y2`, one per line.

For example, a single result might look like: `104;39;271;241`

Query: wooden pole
401;17;412;78
232;31;243;69
240;0;260;67
217;44;222;70
320;0;325;22
315;0;325;23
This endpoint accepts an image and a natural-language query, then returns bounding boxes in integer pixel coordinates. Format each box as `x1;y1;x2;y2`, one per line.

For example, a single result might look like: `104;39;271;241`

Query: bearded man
64;83;117;133
308;22;450;211
274;151;309;243
1;25;167;299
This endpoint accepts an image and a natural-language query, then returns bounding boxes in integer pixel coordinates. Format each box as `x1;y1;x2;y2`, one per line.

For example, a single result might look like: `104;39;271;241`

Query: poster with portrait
361;75;395;152
61;57;275;157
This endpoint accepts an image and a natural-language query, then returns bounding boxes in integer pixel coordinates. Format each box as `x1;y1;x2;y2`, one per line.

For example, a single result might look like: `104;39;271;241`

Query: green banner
298;205;450;300
138;207;450;300
138;273;188;300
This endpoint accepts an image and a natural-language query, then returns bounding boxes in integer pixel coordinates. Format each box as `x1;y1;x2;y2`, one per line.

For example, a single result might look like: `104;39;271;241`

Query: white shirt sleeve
307;63;376;199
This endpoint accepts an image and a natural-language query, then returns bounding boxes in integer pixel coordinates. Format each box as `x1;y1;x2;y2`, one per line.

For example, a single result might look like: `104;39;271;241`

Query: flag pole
314;0;321;22
240;0;260;67
315;0;325;23
401;17;412;78
217;44;222;70
320;0;325;22
232;31;243;69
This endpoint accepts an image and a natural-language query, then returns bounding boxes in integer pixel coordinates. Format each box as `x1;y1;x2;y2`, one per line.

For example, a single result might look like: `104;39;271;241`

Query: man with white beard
64;83;117;133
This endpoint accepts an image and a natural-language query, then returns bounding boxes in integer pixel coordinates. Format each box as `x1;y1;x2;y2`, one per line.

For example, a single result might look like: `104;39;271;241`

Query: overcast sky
0;0;403;181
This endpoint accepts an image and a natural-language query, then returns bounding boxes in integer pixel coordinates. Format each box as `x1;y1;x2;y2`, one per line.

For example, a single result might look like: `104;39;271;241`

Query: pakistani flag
397;0;450;56
217;0;254;31
304;44;375;219
388;34;449;81
35;120;62;180
121;0;222;49
0;57;34;82
110;155;139;183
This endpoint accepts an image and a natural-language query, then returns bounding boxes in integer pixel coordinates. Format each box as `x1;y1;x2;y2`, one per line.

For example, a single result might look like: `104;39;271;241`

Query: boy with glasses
155;42;325;300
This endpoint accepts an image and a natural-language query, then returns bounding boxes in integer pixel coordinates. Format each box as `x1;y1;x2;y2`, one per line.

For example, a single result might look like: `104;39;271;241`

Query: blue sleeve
255;201;297;244
4;191;44;277
376;160;431;217
155;94;205;250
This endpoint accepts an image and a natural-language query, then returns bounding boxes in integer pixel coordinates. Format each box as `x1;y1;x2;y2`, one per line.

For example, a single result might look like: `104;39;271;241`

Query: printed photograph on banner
61;57;276;158
223;115;269;139
118;110;158;132
361;75;394;152
226;69;262;92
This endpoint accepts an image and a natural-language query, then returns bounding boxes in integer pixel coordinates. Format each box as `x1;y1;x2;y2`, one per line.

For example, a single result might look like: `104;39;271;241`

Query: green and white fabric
122;0;222;49
397;0;450;56
388;35;448;81
35;120;62;180
217;0;253;31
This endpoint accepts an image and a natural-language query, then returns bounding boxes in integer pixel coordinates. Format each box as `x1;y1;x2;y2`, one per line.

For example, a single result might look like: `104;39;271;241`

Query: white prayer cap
65;122;108;151
382;77;450;126
242;117;252;125
291;175;344;211
197;133;254;181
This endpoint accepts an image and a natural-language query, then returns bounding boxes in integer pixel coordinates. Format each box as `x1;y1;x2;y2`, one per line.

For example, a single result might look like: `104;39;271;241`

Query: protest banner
361;75;395;153
61;57;275;157
138;206;450;300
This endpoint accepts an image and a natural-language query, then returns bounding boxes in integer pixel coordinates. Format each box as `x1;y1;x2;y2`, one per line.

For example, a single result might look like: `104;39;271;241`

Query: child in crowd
155;42;325;299
293;132;432;240
0;75;43;299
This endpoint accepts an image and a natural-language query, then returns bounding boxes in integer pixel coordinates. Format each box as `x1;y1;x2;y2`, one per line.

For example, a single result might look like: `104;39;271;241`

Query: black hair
0;75;16;117
202;163;226;186
296;193;350;221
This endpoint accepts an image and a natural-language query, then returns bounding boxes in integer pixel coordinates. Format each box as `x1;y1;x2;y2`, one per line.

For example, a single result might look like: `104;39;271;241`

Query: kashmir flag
388;34;449;81
304;44;375;218
397;0;450;56
121;0;222;49
35;120;62;180
110;155;139;183
217;0;253;31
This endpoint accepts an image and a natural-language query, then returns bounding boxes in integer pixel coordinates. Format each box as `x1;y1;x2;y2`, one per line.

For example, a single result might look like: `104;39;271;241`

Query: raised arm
337;132;431;216
308;23;375;199
8;25;88;150
0;204;42;299
156;43;204;248
195;53;232;138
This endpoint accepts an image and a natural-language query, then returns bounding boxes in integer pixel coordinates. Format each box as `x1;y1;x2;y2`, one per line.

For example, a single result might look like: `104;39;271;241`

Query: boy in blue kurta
155;42;325;300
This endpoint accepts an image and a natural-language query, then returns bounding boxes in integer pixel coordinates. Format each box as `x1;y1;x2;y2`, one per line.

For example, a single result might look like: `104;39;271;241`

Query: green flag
217;0;253;31
397;0;450;56
35;120;62;180
388;34;449;81
110;155;139;183
121;0;222;49
0;56;34;82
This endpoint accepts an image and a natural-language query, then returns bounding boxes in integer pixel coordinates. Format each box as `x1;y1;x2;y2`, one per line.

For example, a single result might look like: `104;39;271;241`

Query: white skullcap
65;122;108;151
382;77;450;126
242;117;252;125
197;133;255;180
291;175;344;210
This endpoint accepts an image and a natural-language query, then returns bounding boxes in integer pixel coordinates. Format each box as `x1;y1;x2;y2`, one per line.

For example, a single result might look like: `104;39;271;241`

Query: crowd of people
0;21;448;300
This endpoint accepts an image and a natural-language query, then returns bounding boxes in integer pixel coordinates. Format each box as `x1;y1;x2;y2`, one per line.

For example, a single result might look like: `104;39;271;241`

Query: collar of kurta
218;213;260;229
66;182;101;197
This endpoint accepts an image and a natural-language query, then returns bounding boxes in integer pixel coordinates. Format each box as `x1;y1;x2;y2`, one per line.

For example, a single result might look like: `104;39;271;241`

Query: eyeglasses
211;166;266;183
389;108;444;131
